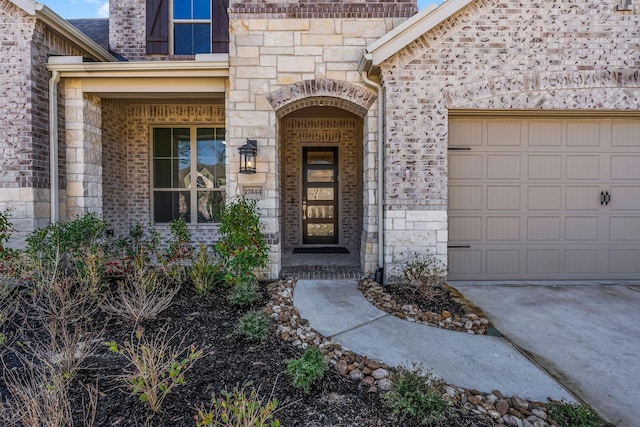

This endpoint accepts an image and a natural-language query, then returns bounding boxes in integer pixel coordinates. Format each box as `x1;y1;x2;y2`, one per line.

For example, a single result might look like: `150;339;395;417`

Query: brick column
64;80;103;219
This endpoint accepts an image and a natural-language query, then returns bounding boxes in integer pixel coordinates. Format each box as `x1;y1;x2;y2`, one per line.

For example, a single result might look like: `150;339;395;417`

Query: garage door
448;116;640;281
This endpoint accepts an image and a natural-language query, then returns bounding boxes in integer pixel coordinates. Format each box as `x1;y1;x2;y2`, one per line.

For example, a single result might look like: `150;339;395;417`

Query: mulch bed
2;284;493;426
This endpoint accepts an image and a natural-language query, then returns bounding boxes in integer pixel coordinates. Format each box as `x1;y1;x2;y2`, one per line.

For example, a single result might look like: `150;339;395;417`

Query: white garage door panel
449;117;640;280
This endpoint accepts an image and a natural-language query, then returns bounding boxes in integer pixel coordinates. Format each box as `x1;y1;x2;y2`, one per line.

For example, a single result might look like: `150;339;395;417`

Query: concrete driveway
452;282;640;427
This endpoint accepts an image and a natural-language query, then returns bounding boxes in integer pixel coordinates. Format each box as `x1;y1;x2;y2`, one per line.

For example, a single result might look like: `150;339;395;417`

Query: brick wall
102;99;128;234
282;117;363;254
109;0;146;60
230;0;417;18
126;104;226;243
379;0;640;277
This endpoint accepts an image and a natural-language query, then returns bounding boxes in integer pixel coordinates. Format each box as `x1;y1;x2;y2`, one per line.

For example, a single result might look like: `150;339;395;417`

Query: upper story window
173;0;211;55
146;0;229;55
152;127;226;223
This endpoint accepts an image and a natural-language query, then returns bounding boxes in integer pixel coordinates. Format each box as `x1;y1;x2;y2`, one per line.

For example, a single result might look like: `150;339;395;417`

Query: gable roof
9;0;116;62
365;0;474;68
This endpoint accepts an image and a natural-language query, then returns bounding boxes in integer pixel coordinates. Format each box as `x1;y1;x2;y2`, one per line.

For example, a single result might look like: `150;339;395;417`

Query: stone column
64;80;103;220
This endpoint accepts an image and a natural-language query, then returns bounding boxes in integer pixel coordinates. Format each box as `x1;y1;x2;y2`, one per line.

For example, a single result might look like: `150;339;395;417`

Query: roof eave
364;0;475;69
33;3;118;62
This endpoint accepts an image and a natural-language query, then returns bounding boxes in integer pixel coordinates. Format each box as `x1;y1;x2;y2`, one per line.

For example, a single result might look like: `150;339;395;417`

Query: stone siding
380;0;640;277
228;14;409;276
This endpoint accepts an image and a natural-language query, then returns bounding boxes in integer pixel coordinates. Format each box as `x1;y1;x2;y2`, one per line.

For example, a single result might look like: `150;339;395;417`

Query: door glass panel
307;169;334;183
307;206;334;219
307;151;334;165
307;223;334;237
197;129;226;189
307;187;334;201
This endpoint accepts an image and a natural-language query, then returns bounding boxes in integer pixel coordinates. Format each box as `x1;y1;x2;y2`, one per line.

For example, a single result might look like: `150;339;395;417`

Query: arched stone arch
267;79;377;118
445;69;640;110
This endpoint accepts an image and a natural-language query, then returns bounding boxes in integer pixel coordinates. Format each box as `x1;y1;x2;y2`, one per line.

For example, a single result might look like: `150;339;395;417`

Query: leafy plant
286;346;326;394
547;400;613;427
0;209;14;259
105;327;203;415
214;197;269;287
194;385;280;427
235;311;273;342
383;364;450;426
228;280;261;307
159;219;193;285
191;243;221;294
402;254;447;301
24;213;108;289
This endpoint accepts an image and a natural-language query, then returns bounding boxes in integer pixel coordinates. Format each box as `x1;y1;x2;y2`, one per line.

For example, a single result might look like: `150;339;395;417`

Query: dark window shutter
211;0;229;53
146;0;169;54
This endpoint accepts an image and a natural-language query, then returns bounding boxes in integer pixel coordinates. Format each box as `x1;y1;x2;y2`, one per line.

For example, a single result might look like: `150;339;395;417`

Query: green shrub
287;346;326;394
236;311;273;342
214;197;269;287
228;280;260;307
547;400;613;427
0;209;14;260
383;365;450;426
24;213;107;288
159;219;193;285
191;243;221;294
194;385;280;427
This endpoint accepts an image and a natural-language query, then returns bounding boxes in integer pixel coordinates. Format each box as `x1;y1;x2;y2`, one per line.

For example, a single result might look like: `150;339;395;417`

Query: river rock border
266;279;557;427
359;279;494;334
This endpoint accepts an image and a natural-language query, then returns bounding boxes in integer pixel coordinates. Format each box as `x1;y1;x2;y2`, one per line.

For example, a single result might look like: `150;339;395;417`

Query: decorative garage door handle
600;191;611;206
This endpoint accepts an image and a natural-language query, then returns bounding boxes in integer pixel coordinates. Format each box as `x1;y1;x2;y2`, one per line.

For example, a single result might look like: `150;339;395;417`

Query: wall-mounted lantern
239;139;257;174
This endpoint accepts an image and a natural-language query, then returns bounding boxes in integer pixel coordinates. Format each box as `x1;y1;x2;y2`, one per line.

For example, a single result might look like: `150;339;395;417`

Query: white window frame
151;126;226;224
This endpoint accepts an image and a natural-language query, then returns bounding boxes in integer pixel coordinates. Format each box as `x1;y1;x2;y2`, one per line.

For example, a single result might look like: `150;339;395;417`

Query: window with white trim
152;127;226;223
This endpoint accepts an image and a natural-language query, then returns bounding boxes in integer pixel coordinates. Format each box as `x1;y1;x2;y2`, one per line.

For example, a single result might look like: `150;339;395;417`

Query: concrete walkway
293;279;574;403
453;283;640;427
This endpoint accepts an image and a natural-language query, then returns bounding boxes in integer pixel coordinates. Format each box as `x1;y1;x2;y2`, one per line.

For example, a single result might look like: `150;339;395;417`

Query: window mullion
190;127;198;224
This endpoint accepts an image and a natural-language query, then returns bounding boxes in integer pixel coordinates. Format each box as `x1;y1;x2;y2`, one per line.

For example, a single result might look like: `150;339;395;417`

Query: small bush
105;327;203;415
0;209;14;259
159;219;193;285
236;311;273;342
287;346;326;394
383;364;450;426
101;255;178;324
228;280;260;307
194;385;280;427
214;197;269;287
547;400;613;427
402;254;447;301
191;243;221;294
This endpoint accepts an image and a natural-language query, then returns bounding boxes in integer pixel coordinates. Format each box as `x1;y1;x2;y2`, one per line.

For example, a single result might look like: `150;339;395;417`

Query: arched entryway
267;80;376;277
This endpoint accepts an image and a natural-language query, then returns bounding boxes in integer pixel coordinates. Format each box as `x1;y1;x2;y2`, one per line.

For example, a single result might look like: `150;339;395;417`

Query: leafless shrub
402;254;447;301
100;255;179;324
25;277;104;379
0;355;99;427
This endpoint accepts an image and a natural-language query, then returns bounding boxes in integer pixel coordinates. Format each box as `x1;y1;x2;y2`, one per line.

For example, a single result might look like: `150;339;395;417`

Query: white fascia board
366;0;475;67
33;3;117;62
47;56;230;78
11;0;36;14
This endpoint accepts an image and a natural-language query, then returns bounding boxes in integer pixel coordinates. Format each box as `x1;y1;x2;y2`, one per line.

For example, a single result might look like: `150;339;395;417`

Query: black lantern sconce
239;139;257;174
